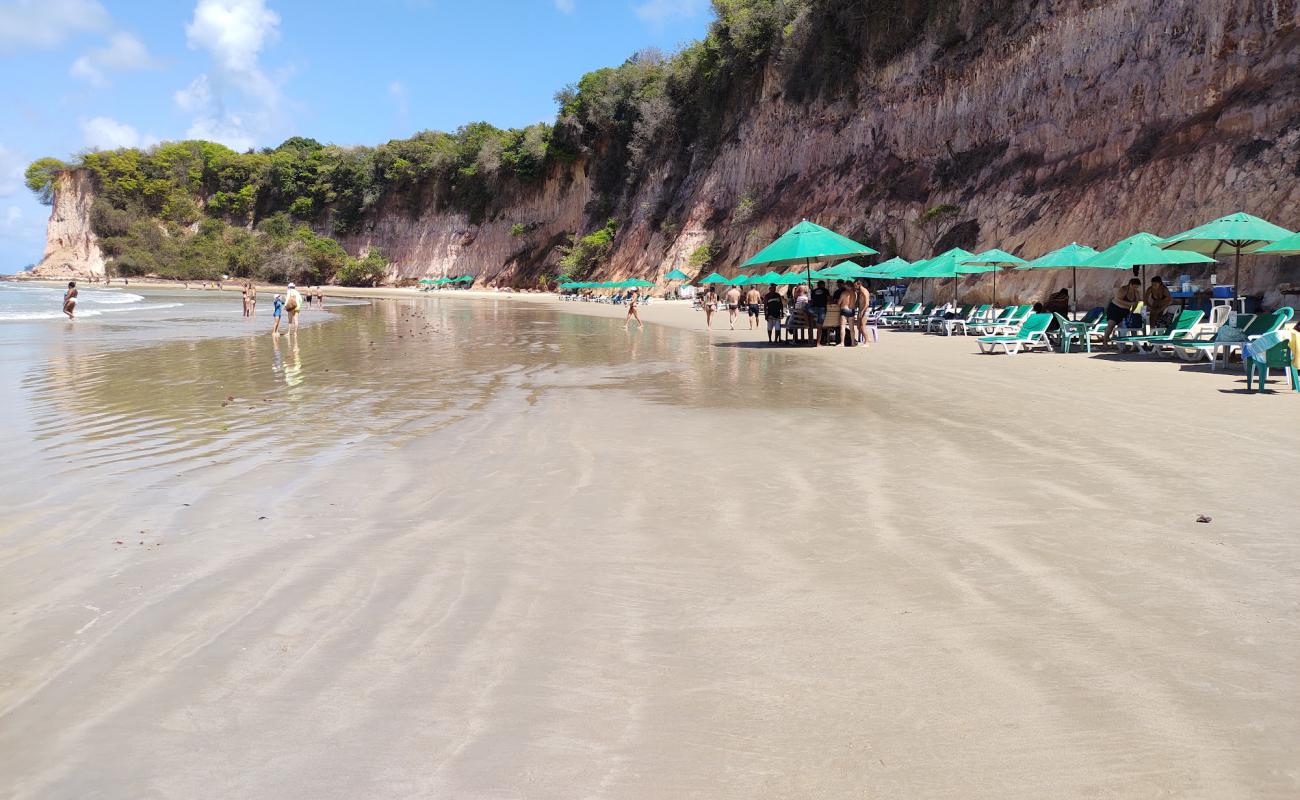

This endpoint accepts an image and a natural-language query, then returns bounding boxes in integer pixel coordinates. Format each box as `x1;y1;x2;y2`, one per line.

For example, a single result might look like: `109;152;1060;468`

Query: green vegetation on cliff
26;0;990;281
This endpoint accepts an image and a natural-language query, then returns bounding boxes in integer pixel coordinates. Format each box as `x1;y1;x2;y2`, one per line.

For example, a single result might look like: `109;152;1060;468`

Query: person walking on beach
1101;277;1143;345
62;281;78;320
763;285;785;344
745;285;762;330
271;293;284;336
624;288;644;330
284;283;303;333
724;284;742;330
702;287;718;329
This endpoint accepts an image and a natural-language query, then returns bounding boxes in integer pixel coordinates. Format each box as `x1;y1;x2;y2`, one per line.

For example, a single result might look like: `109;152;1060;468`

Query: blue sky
0;0;713;269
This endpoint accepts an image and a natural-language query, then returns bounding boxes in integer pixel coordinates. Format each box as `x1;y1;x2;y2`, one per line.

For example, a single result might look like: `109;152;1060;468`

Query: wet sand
1;294;1298;798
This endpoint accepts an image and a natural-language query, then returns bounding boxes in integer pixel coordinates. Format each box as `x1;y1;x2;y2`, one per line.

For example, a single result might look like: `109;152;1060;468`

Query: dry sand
1;291;1298;799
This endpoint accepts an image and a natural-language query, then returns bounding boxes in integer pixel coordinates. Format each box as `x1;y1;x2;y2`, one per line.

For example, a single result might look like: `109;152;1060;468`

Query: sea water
0;281;183;321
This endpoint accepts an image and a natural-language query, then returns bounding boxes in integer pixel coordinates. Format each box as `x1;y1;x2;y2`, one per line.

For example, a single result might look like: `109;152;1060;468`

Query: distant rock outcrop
31;170;104;279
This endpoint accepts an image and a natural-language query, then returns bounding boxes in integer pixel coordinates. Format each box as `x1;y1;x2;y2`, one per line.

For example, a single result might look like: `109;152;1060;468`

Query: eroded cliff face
33;170;104;279
39;0;1300;305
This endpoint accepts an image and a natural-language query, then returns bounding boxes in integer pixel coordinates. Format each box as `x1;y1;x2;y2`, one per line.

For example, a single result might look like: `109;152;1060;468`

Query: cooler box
1212;285;1235;298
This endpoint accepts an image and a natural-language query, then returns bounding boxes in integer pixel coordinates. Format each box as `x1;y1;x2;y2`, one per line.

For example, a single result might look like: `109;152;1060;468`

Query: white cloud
554;0;575;13
81;116;158;151
70;31;154;87
177;0;284;150
0;0;110;54
633;0;707;25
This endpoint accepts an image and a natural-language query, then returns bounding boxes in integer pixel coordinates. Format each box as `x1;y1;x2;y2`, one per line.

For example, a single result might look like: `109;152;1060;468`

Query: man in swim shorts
745;285;762;330
724;285;742;330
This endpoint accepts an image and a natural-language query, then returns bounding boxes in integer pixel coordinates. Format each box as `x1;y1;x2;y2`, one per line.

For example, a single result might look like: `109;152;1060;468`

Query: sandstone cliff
37;0;1300;306
33;170;104;279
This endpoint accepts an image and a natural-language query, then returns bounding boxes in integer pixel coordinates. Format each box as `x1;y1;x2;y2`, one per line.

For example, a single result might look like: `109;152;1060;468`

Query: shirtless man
836;281;860;347
724;284;742;330
745;285;762;330
855;280;873;344
242;282;253;317
702;287;718;329
62;281;78;320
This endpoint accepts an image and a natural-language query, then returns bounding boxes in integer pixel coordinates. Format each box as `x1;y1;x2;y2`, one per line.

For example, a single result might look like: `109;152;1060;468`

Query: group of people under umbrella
677;211;1299;346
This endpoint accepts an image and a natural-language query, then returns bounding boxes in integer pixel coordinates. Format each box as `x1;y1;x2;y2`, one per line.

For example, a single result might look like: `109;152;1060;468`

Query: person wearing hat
284;282;303;333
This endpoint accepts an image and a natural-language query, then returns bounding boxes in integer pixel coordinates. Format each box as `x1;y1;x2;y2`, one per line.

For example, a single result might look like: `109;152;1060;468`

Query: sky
0;0;714;269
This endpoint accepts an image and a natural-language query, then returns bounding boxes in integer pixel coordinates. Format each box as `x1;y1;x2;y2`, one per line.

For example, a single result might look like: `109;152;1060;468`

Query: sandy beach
1;288;1298;798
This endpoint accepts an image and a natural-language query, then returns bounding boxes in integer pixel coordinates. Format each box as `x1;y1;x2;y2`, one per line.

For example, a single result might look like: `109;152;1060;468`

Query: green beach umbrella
1159;212;1295;299
908;248;987;305
1017;243;1102;311
741;220;878;269
961;249;1025;306
860;256;911;278
664;268;690;281
756;270;784;284
742;220;878;298
1256;230;1300;255
419;278;436;285
625;278;655;288
1087;232;1216;289
699;272;728;285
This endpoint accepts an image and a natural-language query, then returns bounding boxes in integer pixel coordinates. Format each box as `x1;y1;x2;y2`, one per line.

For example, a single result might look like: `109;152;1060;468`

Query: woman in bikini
624;288;644;330
62;281;78;320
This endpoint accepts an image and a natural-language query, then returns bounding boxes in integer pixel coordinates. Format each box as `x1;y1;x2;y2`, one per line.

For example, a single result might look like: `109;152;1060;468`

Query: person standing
702;287;718;329
809;280;830;347
271;293;284;336
624;288;643;331
763;285;785;344
284;282;303;333
1144;276;1172;329
724;284;742;330
855;280;873;344
836;281;859;347
62;281;78;320
745;285;762;330
1101;278;1143;345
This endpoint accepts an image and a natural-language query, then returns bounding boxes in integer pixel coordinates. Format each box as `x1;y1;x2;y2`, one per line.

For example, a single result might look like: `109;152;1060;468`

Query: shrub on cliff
335;250;389;287
558;218;619;278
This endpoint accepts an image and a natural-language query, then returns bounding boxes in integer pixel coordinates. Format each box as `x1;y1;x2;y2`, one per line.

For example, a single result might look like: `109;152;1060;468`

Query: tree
336;249;389;287
688;241;717;269
912;204;962;255
25;158;70;205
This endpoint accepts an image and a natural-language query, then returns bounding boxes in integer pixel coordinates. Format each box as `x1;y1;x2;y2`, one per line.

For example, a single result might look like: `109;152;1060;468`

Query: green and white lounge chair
965;306;1014;335
879;303;924;326
1114;309;1204;353
984;304;1033;336
976;312;1054;355
1156;308;1293;370
928;304;972;333
942;304;992;336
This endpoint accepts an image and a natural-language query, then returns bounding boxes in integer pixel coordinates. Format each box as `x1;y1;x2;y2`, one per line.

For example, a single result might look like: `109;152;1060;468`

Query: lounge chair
879;303;923;327
907;303;950;331
1114;309;1204;353
927;304;972;333
976;305;1032;336
944;304;993;336
1157;308;1293;370
976;313;1054;355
